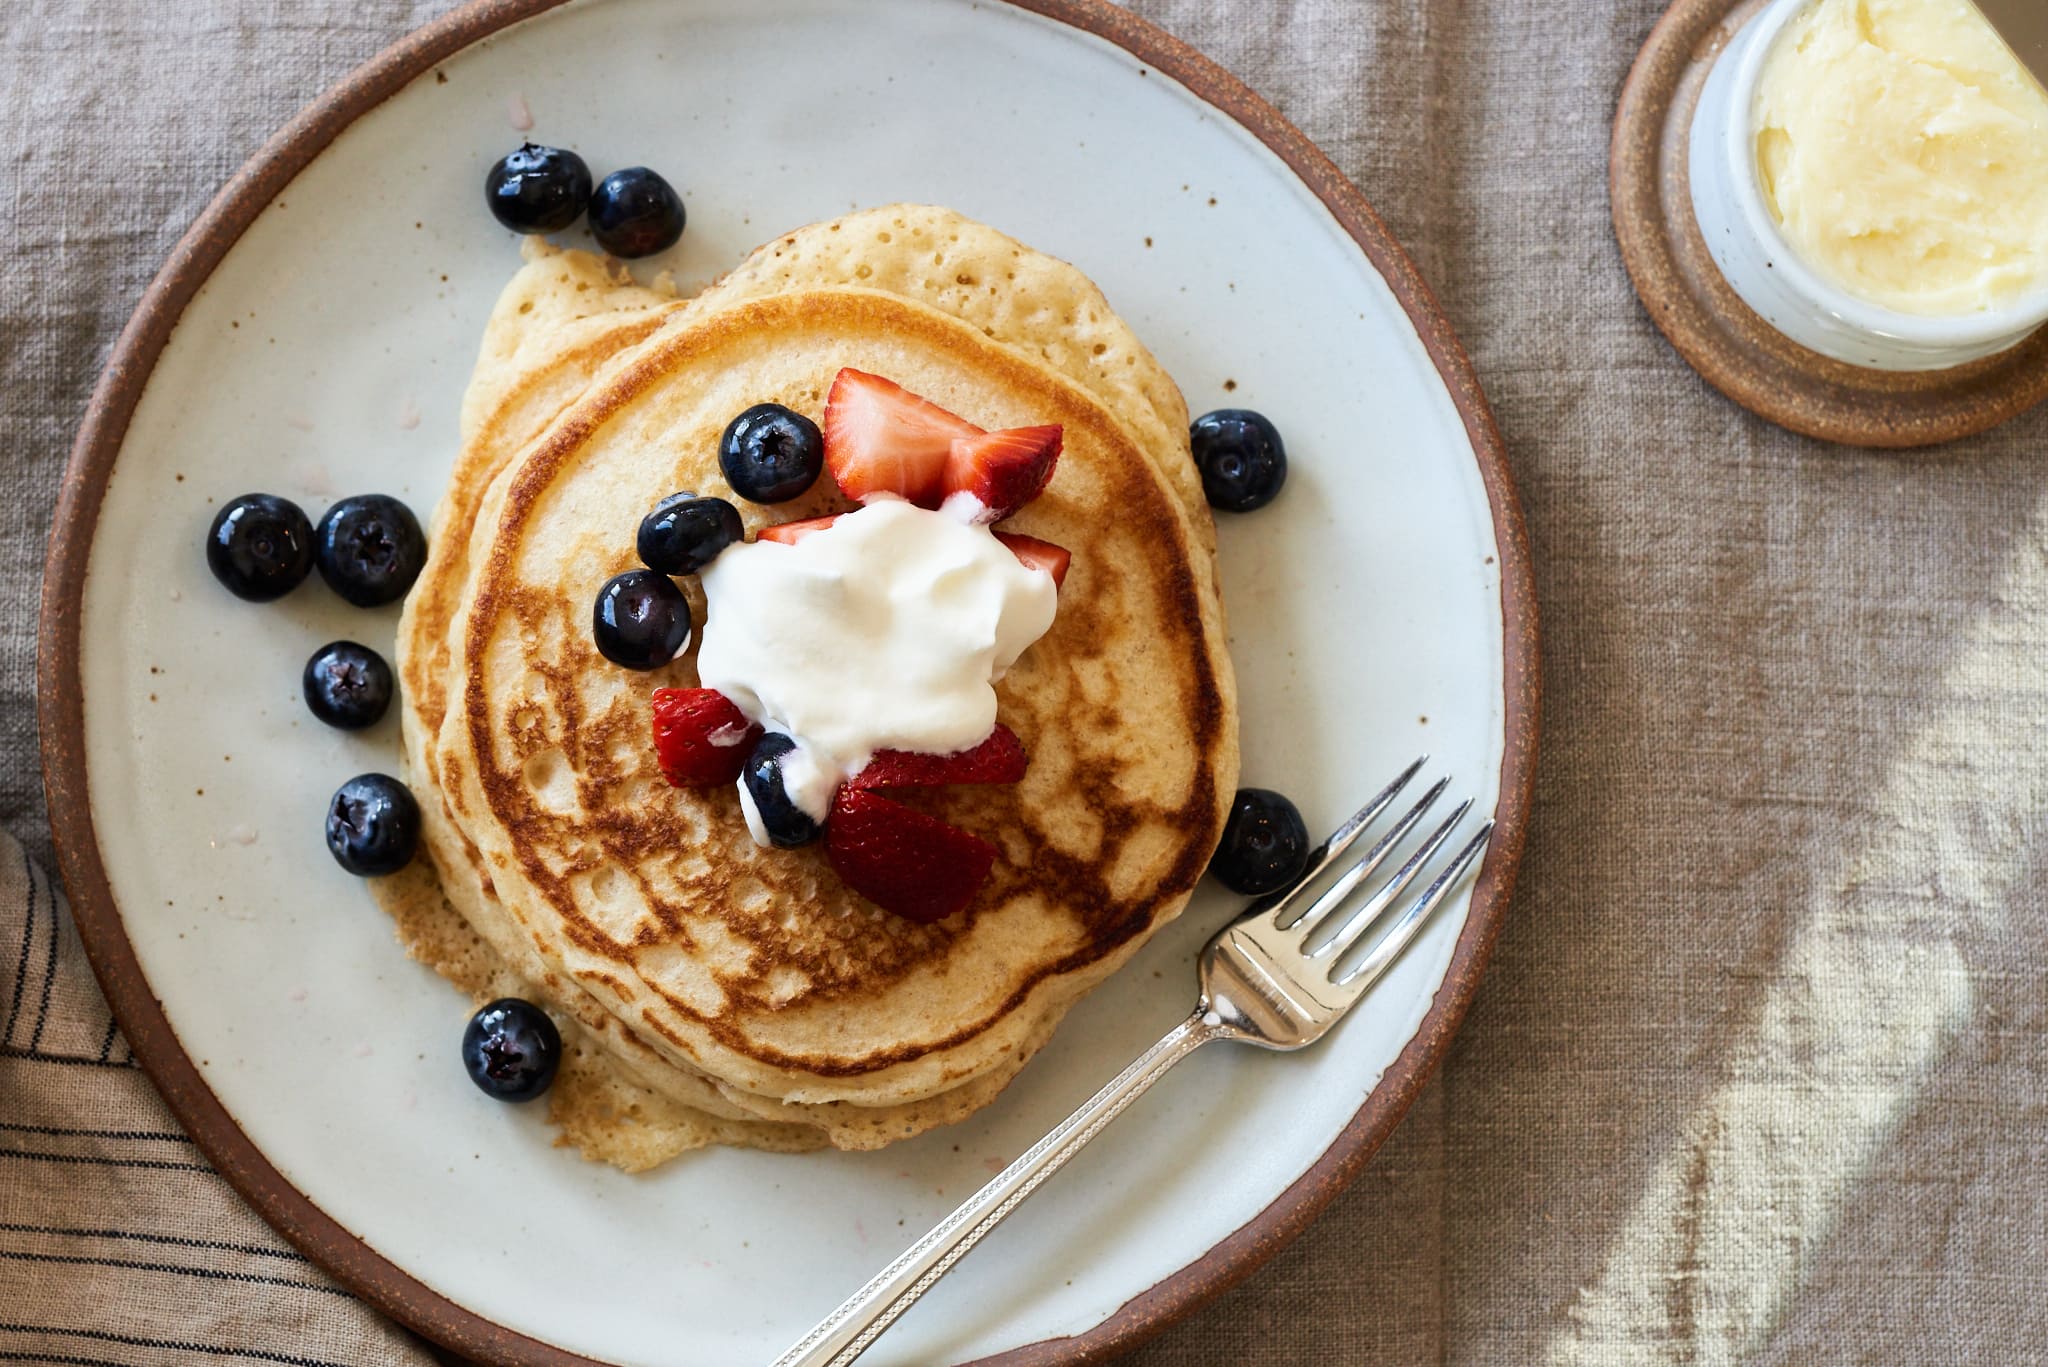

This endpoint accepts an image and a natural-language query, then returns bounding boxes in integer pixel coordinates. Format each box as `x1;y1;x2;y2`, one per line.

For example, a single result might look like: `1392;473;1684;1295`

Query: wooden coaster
1610;0;2048;448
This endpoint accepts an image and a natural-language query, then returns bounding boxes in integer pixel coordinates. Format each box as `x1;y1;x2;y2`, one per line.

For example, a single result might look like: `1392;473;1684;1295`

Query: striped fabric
0;831;433;1365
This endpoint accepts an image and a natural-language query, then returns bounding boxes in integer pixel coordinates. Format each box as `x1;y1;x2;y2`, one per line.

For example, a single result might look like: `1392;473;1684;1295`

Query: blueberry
484;143;592;234
719;403;823;504
638;493;743;575
1191;409;1287;513
461;998;562;1102
741;733;822;847
302;641;393;730
206;493;314;601
1210;788;1309;895
592;569;692;669
315;495;427;608
325;773;419;876
587;166;686;258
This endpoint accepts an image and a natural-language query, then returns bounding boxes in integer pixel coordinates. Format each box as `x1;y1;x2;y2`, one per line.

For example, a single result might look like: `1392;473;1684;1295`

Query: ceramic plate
41;1;1536;1363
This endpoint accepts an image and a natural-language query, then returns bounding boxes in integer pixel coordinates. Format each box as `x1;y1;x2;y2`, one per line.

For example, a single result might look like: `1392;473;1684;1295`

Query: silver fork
773;757;1493;1367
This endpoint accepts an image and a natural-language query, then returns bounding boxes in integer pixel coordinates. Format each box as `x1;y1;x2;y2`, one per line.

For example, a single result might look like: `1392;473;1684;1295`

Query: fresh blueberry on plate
302;640;393;730
741;733;822;847
325;773;419;877
592;569;692;669
484;143;592;234
719;403;823;504
1209;787;1309;895
314;495;427;608
638;493;743;576
206;493;314;601
587;166;686;258
1191;409;1287;513
461;998;562;1102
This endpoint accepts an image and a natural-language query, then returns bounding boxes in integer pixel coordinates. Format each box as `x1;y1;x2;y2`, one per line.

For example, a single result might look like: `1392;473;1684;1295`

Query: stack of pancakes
380;206;1238;1168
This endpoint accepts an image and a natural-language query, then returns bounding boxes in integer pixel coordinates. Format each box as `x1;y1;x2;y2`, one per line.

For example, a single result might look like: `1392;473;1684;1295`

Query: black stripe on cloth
0;1123;193;1144
0;1351;162;1367
0;1223;306;1263
0;1325;357;1367
0;1148;214;1175
25;853;54;1053
0;1049;136;1070
5;846;32;1049
0;1248;350;1299
92;1017;116;1063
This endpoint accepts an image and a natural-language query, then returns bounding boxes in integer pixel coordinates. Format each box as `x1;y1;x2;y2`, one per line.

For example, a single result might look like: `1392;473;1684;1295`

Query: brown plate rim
37;1;1540;1363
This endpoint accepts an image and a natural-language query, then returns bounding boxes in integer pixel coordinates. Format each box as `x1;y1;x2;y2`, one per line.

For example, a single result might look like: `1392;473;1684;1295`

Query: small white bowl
1688;0;2048;372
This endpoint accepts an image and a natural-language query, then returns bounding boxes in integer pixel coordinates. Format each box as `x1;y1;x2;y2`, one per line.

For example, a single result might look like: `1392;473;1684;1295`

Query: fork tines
1265;757;1494;988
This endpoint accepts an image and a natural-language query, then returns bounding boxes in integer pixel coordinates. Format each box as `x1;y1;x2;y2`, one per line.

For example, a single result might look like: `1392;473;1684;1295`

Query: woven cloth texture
3;1;2045;1363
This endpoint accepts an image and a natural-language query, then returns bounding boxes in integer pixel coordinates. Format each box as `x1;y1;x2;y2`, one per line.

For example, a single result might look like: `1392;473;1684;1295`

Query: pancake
409;243;682;796
385;244;833;1162
395;246;1052;1150
389;209;1237;1162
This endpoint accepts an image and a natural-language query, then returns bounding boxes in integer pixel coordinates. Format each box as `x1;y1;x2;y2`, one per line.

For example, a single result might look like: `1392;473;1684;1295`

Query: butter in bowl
1689;0;2048;371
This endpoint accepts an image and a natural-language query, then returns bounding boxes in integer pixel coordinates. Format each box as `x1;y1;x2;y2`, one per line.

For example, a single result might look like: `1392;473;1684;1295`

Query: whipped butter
1754;0;2048;315
697;499;1058;839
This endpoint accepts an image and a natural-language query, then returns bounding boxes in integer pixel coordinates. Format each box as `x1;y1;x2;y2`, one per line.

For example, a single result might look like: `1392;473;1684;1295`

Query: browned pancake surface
441;286;1233;1101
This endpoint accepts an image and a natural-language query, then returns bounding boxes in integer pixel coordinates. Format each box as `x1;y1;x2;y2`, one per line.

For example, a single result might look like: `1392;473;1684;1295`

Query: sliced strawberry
652;687;763;788
992;532;1071;588
941;425;1063;523
850;725;1026;790
826;788;998;924
822;369;984;507
755;513;844;546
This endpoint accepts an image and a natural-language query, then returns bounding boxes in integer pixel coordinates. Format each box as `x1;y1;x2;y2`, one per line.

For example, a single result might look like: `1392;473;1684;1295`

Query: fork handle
771;1010;1226;1367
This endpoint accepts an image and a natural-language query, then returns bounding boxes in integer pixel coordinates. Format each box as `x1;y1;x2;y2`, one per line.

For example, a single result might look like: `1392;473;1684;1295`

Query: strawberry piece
651;687;762;788
850;725;1026;790
822;369;984;507
991;532;1071;588
755;513;844;546
826;788;998;924
941;425;1063;523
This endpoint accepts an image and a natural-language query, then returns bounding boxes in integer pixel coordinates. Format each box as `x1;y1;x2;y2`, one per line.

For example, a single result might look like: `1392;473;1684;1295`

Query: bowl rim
35;1;1540;1363
1716;0;2048;346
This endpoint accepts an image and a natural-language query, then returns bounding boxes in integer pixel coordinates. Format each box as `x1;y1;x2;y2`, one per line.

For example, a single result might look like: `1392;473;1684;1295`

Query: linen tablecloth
4;1;2044;1362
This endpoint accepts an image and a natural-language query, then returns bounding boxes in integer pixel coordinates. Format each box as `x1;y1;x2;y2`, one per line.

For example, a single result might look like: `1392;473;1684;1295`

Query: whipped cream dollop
696;499;1059;839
